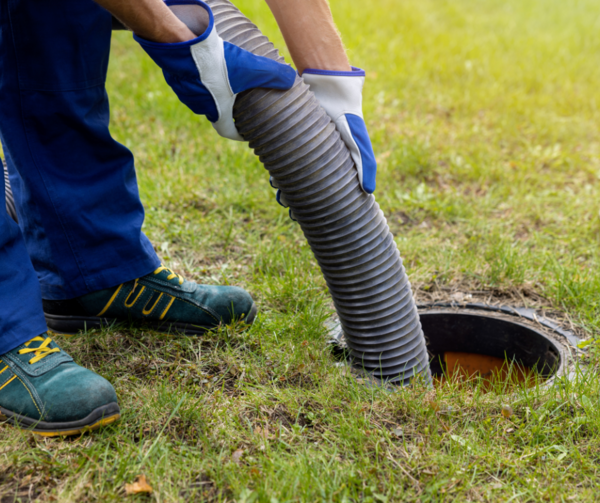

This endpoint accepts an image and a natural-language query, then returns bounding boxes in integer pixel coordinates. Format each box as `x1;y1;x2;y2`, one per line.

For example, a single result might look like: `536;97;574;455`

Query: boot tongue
153;268;183;286
16;333;60;357
147;266;197;293
8;334;73;375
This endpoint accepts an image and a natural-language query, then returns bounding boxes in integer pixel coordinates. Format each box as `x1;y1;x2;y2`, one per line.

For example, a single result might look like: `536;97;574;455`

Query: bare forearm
94;0;197;42
265;0;351;74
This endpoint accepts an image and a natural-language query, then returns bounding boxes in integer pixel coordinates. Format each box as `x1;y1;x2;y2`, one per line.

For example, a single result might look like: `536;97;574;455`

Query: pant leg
0;0;160;301
0;160;47;354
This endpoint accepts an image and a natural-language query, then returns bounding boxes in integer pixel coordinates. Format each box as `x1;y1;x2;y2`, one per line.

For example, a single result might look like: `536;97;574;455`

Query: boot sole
44;302;258;336
0;402;120;437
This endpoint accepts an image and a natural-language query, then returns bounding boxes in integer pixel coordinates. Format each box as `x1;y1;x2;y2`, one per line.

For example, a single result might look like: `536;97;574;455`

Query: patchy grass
2;0;600;500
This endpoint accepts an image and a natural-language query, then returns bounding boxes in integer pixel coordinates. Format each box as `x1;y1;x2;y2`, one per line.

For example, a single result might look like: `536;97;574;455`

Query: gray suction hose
206;0;431;385
2;3;432;385
3;159;18;223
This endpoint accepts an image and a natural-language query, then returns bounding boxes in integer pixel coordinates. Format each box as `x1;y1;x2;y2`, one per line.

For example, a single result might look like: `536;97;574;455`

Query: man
0;0;377;436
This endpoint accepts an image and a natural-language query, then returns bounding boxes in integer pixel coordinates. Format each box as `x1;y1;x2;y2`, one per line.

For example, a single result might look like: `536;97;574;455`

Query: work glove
272;66;377;221
302;67;377;194
134;0;296;141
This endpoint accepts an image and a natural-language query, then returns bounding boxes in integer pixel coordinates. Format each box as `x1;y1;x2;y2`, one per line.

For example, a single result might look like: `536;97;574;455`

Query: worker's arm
97;0;349;73
96;0;349;73
266;0;377;193
94;0;295;141
94;0;197;43
264;0;349;74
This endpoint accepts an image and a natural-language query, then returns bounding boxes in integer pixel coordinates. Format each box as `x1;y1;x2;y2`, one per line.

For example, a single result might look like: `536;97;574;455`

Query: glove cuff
133;0;218;82
302;66;365;122
134;0;214;48
302;66;365;77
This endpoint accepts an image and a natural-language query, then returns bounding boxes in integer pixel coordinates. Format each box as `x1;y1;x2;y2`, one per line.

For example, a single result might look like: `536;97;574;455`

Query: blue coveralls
0;0;161;354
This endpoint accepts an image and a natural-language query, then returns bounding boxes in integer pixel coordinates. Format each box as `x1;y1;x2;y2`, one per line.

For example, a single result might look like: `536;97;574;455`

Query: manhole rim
417;308;569;383
327;303;582;387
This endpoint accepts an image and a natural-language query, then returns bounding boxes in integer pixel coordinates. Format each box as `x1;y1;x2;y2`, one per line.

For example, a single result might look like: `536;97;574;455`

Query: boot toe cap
39;363;118;423
209;286;256;323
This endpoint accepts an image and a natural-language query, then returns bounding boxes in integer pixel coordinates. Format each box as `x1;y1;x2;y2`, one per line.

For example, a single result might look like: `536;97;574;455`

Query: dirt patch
179;474;224;502
412;281;589;342
0;468;49;503
415;284;586;350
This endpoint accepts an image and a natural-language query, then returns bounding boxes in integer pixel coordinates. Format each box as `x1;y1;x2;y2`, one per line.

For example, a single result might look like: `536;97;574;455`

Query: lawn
2;0;600;501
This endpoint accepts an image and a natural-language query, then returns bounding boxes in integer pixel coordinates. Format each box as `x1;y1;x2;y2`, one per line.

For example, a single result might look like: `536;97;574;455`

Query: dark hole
420;311;562;381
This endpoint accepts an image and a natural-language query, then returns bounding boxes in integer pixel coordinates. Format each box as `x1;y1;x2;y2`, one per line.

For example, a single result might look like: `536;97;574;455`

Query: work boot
0;334;120;436
43;265;257;336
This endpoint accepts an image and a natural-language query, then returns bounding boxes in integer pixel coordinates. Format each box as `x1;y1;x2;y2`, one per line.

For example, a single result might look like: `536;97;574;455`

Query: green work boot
43;265;257;336
0;334;120;436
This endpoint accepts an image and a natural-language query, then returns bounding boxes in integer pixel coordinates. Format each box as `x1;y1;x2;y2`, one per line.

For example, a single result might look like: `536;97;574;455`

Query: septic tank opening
327;303;578;388
421;309;562;387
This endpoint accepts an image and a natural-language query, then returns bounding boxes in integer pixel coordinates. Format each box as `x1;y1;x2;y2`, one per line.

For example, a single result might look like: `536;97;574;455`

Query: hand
134;0;296;141
271;66;377;219
302;67;377;193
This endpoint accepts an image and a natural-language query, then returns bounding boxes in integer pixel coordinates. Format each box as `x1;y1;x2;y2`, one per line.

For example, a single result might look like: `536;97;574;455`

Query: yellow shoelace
153;264;184;285
18;336;60;364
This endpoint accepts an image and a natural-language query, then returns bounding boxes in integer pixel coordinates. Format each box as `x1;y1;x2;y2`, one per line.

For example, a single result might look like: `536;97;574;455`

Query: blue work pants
0;0;161;354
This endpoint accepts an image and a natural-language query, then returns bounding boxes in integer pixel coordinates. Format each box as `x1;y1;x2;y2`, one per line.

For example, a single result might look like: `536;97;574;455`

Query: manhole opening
421;310;563;387
328;305;577;388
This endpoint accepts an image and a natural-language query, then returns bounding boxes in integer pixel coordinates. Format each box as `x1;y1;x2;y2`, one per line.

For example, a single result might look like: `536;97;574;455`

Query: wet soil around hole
414;285;587;344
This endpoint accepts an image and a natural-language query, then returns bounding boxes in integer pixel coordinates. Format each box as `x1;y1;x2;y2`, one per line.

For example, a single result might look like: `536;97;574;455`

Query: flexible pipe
207;0;431;385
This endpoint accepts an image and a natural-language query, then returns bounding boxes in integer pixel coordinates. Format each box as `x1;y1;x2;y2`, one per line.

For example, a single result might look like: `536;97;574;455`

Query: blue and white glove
272;66;377;220
134;0;296;141
302;67;377;193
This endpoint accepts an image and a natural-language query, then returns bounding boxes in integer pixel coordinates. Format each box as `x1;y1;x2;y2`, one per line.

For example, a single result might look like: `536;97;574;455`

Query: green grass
2;0;600;500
